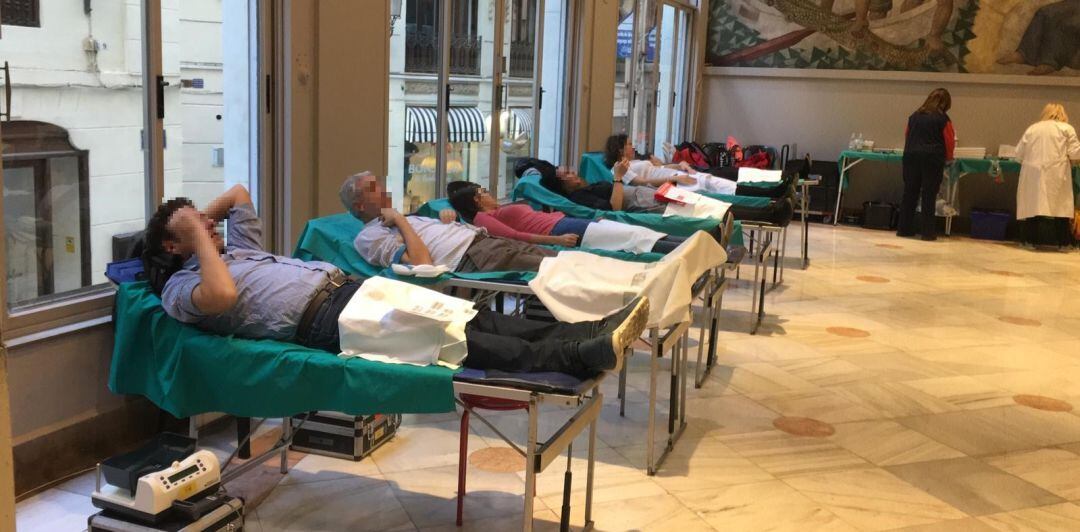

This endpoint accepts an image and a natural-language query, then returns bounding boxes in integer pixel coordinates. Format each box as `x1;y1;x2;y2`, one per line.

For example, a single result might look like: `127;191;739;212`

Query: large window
1;0;39;28
389;0;557;209
0;0;266;332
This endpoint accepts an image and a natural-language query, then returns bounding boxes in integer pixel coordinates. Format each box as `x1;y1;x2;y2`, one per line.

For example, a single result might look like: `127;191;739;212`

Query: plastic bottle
849;133;857;150
856;133;864;150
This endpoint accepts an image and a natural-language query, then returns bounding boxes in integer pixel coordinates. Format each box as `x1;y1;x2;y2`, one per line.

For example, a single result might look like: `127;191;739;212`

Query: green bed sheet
293;213;663;286
578;152;773;208
109;282;458;418
510;174;748;246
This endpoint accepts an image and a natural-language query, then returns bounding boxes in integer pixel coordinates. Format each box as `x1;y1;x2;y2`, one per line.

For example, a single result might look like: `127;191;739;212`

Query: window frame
0;0;40;28
0;0;278;344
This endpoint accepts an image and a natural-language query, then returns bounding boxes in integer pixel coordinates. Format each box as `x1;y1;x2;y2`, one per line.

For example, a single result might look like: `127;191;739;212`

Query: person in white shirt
341;172;556;272
603;134;738;195
1015;103;1080;248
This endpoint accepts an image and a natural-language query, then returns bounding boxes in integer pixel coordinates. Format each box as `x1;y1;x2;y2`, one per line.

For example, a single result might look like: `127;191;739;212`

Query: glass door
613;0;636;136
495;0;541;198
630;0;658;157
161;1;262;210
444;0;494;198
653;4;691;160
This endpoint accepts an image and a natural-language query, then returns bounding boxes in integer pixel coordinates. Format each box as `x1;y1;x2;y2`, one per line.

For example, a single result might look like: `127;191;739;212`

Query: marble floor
17;225;1080;531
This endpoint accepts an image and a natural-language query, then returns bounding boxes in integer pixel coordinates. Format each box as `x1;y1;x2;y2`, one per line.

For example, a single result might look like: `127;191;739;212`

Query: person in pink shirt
446;181;688;254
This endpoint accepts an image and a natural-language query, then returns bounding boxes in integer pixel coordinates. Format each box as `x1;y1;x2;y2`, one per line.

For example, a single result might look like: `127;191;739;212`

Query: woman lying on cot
446;181;693;255
604;134;738;195
519;158;788;229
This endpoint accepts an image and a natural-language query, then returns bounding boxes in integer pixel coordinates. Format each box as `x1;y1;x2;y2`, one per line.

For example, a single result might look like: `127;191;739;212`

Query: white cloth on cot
659;186;732;221
580;219;665;254
737;167;784;184
528;232;727;329
337;276;477;367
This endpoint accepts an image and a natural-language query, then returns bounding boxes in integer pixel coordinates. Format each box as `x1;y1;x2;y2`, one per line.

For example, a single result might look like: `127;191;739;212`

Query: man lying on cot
604;134;739;195
446;181;690;254
142;184;650;378
520;158;791;228
343;172;560;272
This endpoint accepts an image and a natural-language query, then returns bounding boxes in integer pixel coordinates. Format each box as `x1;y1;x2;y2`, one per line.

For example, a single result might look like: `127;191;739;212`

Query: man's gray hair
340;171;372;217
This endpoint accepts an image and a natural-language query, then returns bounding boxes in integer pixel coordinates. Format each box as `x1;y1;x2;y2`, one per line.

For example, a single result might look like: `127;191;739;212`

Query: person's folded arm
169;208;237;315
609;182;625;211
205;185;253;222
388;211;433;265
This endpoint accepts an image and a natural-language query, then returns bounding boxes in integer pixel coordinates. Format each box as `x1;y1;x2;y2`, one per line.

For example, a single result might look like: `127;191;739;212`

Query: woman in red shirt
898;88;955;241
447;181;688;254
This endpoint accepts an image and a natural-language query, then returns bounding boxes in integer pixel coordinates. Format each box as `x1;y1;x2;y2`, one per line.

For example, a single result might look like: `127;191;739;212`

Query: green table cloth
839;150;1080;193
109;282;458;418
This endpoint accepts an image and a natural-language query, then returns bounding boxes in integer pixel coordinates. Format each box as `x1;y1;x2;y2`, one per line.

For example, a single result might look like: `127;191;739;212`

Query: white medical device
92;449;221;521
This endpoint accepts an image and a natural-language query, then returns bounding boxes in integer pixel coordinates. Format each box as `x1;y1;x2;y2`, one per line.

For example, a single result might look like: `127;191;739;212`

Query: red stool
457;393;529;526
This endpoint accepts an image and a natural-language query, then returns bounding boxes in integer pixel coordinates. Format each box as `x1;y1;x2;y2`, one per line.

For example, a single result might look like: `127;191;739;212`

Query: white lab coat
1015;120;1080;220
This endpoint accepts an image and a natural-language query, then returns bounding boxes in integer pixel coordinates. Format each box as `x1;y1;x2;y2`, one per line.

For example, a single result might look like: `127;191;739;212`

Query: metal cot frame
444;275;695;478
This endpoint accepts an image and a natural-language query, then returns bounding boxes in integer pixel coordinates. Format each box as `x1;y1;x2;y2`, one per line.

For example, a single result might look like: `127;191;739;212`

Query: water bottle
856;133;864;150
849;133;857;150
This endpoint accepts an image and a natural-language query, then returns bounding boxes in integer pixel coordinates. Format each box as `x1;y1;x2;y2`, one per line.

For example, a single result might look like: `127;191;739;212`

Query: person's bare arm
383;209;433;265
169;207;238;315
609;181;625;211
929;0;953;40
205;185;253;222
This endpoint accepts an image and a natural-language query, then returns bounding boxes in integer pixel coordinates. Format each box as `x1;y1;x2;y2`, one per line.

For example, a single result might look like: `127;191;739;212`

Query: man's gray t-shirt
160;202;341;340
353;215;480;270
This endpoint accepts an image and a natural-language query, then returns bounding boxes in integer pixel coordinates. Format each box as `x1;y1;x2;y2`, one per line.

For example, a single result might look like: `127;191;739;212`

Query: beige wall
575;0;619;155
285;0;390;249
700;69;1079;160
1;348;15;531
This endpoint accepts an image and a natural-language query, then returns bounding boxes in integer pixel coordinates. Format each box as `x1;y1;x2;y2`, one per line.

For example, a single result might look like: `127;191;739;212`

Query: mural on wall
706;0;1080;76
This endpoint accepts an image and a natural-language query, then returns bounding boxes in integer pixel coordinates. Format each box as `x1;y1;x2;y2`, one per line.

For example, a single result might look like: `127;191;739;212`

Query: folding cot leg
646;328;659;475
457;409;470;526
584;414;597;530
694;288;711;389
188;416;198;440
668;334;679;436
753;250;768;335
560;444;573;532
280;417;291;474
679;333;689;429
237;417;252;460
618;358;628;417
523;397;539;532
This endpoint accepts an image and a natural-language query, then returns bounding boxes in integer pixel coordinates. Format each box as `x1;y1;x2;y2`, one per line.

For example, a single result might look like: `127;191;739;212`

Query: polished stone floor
17;225;1080;531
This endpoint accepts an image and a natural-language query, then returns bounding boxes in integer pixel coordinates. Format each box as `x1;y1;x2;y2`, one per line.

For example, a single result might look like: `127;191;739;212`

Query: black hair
446;181;481;221
604;133;629;168
514;158;562;195
142;197;194;295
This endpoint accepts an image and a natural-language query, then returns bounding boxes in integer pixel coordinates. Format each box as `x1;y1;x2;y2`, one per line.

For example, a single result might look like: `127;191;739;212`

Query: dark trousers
650;235;688;254
899;152;946;239
462;310;601;378
295;278;605;378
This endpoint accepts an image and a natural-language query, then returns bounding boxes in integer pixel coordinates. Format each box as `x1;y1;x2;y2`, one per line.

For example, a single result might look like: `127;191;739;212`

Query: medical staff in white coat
1015;103;1080;248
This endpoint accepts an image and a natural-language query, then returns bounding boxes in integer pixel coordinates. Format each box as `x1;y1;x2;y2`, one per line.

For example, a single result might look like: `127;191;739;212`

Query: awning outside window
405;106;487;144
506;108;533;139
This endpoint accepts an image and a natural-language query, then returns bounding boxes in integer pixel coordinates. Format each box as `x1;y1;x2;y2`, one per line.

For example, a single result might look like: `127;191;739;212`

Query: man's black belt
296;271;347;342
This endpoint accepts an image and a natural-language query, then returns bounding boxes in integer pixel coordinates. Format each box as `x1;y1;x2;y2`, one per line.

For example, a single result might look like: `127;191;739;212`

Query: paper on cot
338;277;477;367
658;187;731;221
737;167;783;183
580;219;665;254
528;232;727;329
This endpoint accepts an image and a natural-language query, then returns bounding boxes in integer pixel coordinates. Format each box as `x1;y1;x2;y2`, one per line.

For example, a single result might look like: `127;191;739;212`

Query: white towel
737;167;783;183
337;277;477;366
658;186;732;221
528;232;727;329
580;219;665;254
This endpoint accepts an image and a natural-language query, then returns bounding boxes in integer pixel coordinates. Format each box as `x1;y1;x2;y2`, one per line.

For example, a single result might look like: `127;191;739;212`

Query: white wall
700;70;1079;160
